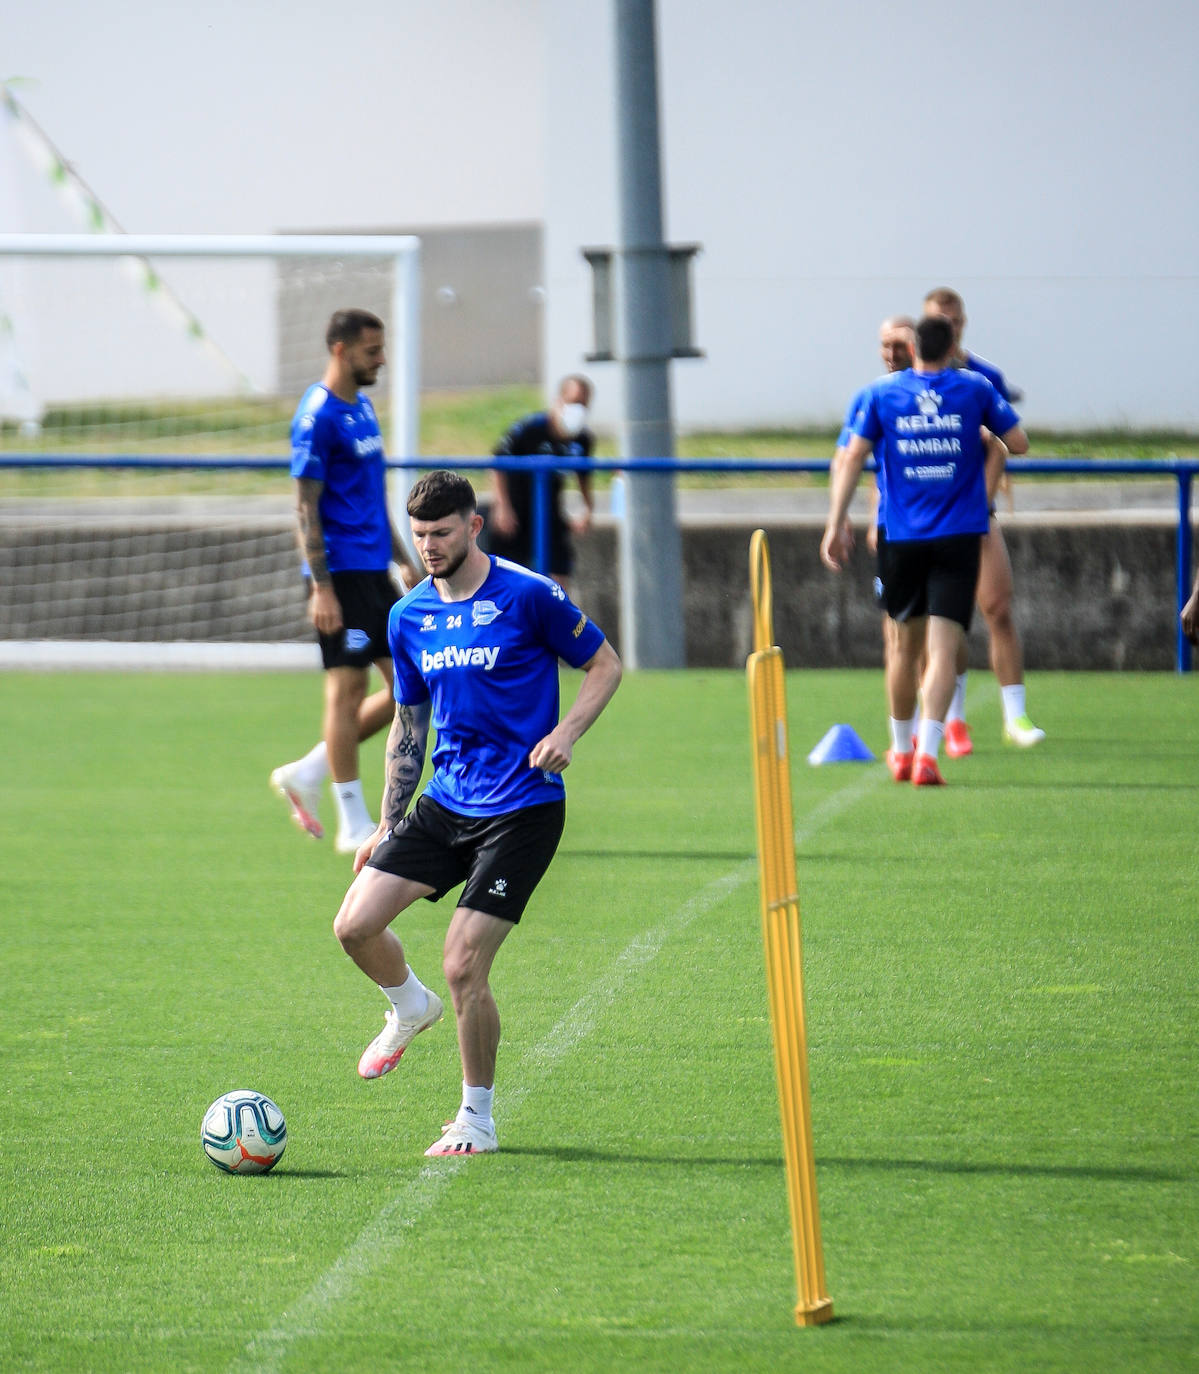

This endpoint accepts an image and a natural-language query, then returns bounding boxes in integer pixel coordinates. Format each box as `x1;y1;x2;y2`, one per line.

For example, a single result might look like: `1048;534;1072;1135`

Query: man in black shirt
485;375;596;597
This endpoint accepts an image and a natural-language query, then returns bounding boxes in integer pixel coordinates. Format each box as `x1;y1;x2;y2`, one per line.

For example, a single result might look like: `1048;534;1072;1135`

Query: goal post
0;233;421;669
0;232;420;462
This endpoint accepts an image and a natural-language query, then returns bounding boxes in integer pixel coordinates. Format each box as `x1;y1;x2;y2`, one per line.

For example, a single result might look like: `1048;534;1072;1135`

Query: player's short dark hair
326;308;384;350
914;315;955;365
407;470;477;520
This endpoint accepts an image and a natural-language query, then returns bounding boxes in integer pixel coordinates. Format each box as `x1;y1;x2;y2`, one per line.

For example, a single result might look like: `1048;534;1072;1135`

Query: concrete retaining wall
0;504;1186;670
574;515;1186;672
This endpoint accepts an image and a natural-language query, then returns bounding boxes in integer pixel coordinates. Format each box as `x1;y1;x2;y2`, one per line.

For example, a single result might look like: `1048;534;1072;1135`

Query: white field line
230;761;885;1373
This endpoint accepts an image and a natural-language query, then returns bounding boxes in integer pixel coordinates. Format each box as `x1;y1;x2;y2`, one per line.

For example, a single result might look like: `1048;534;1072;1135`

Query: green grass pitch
0;668;1195;1372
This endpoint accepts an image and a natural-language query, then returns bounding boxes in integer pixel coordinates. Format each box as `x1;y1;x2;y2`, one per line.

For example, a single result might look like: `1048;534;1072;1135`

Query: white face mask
558;402;588;437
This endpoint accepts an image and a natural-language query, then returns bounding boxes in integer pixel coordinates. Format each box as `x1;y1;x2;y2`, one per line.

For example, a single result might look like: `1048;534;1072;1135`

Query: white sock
333;779;373;833
381;970;430;1021
947;673;968;724
1001;683;1027;724
459;1082;495;1128
917;718;945;760
889;717;914;753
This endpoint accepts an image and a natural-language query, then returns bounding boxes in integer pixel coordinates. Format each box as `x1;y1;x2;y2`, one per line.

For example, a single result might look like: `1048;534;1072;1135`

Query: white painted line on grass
230;761;885;1373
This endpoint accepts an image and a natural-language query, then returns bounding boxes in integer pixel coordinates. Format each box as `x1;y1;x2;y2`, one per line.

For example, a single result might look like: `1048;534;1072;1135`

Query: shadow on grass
261;1169;348;1180
954;781;1198;793
563;849;754;863
502;1145;782;1168
821;1155;1191;1184
503;1146;1190;1184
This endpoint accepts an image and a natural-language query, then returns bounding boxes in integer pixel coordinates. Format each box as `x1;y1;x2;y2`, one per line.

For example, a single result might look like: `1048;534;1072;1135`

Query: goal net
0;233;420;668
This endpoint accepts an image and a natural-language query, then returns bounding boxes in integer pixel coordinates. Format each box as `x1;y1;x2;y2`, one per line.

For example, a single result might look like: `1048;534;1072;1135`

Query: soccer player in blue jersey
331;469;622;1156
822;315;1028;785
922;287;1045;752
832;315;917;554
833;315;1008;741
485;374;596;598
270;309;418;855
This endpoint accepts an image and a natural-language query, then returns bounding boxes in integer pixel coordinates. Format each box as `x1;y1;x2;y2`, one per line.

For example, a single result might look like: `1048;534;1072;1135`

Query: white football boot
269;763;324;840
424;1114;499;1157
356;993;444;1080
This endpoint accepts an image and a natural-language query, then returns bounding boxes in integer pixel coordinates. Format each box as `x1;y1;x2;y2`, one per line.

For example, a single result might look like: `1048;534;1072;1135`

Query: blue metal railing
2;452;1196;670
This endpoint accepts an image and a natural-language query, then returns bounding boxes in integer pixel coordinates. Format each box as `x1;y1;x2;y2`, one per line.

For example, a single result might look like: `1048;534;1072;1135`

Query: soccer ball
201;1090;287;1174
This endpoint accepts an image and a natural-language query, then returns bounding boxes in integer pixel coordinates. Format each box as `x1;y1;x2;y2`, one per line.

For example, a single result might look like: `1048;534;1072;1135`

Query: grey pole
613;0;686;668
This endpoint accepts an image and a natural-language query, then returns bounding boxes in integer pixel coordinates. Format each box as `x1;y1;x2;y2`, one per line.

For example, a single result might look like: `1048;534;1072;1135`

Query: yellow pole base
796;1297;835;1327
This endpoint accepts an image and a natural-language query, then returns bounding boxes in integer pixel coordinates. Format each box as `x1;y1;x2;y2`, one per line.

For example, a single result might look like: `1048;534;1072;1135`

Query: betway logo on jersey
353;433;384;458
421;645;500;672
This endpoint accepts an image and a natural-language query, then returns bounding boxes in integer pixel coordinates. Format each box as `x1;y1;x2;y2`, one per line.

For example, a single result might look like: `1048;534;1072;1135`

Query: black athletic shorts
873;527;889;611
877;532;981;631
310;570;399;670
367;795;567;924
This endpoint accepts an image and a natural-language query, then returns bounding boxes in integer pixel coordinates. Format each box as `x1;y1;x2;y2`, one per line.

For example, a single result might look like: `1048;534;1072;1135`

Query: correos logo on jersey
421;645;500;672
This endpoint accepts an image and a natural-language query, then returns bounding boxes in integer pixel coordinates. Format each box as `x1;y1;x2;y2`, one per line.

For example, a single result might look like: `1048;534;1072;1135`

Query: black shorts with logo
367;795;567;924
877;532;981;631
311;570;399;670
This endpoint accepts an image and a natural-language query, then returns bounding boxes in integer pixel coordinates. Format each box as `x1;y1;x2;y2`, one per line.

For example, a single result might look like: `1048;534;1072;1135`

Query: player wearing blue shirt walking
331;470;622;1156
822;315;1028;786
833;315;918;550
922;287;1045;752
269;309;418;855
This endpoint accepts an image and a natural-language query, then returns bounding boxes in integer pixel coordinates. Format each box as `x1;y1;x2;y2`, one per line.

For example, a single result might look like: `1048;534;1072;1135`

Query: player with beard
270;309;418;853
331;469;622;1156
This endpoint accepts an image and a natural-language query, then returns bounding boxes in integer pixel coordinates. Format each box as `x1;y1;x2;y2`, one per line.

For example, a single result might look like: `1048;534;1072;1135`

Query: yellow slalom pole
747;529;834;1327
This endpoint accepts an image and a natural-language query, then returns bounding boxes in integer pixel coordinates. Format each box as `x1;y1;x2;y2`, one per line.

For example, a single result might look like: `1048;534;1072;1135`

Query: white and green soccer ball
201;1090;287;1174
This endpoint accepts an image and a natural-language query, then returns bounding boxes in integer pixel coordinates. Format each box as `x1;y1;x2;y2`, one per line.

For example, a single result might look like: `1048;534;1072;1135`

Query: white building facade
544;0;1199;433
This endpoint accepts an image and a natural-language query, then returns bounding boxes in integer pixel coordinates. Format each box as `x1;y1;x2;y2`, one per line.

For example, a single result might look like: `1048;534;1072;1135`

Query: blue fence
3;453;1196;671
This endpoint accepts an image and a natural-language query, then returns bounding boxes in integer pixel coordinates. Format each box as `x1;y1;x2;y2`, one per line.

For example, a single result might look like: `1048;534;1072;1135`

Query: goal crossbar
0;232;422;670
0;233;422;464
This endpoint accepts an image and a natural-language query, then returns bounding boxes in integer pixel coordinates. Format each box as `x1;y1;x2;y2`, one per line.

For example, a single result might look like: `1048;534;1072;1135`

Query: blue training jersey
853;368;1020;542
389;556;607;817
290;384;390;573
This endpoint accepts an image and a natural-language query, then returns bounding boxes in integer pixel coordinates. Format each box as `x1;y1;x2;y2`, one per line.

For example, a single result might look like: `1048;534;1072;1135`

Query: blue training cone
807;724;875;766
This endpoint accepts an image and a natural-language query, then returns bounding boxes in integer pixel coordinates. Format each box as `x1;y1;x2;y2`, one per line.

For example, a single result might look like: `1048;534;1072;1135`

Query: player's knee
979;594;1013;632
442;938;489;998
442;944;470;993
326;668;368;712
333;900;369;950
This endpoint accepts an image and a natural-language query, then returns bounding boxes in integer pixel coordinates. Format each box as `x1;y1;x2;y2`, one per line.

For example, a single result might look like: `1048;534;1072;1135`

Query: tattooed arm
382;701;431;829
352;700;431;873
295;477;343;634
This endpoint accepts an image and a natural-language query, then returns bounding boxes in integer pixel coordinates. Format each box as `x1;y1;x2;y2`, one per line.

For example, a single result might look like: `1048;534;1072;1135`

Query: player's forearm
296;479;331;586
558;642;622;745
390;524;418;584
578;470;595;512
826;444;866;530
381;701;431;831
983;433;1008;504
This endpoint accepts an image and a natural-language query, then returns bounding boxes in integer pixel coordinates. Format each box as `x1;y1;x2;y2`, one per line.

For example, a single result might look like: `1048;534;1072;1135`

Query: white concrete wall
545;0;1199;433
3;1;1195;432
